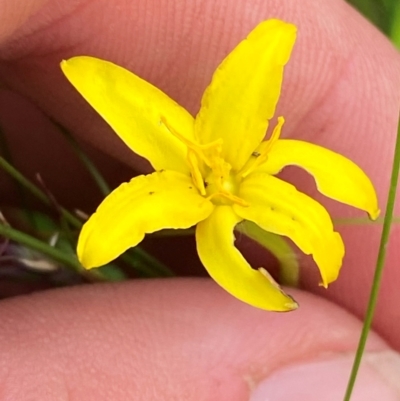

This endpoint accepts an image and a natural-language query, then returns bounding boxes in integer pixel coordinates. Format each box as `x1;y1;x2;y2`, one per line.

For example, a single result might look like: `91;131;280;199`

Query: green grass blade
343;109;400;400
0;220;127;282
0;157;82;228
346;0;389;34
56;122;111;196
389;0;400;48
0;125;38;230
0;221;83;273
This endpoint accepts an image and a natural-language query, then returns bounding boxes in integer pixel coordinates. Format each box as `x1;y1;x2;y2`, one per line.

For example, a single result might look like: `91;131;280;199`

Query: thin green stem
0;157;82;228
343;110;400;401
0;126;38;229
57;123;111;196
0;222;83;273
389;0;400;48
0;222;123;281
0;157;48;203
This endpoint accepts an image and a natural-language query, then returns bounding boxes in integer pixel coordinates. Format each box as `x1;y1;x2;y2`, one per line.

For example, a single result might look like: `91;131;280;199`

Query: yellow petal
196;206;298;311
61;56;194;173
234;173;345;287
194;19;296;170
78;170;214;268
257;140;380;219
237;221;299;287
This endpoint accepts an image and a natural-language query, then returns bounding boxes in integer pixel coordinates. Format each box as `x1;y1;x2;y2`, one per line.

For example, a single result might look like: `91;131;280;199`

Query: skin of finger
0;279;387;400
0;0;399;347
0;0;47;43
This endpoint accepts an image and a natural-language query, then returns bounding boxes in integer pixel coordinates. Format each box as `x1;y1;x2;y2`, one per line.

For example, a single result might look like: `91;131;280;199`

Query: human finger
1;279;400;400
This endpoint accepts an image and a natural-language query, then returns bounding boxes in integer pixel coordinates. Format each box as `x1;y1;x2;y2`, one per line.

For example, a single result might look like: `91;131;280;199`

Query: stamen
187;150;206;195
262;116;285;154
161;116;243;205
160;116;223;168
238;116;285;178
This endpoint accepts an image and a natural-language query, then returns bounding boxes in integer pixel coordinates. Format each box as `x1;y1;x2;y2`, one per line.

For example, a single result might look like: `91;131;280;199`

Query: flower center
204;167;242;206
160;117;248;206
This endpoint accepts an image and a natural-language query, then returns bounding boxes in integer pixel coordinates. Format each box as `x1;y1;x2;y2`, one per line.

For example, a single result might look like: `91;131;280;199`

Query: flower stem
343;109;400;401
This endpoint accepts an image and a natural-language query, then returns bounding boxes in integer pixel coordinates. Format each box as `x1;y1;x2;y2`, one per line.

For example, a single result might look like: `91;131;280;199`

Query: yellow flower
61;19;379;311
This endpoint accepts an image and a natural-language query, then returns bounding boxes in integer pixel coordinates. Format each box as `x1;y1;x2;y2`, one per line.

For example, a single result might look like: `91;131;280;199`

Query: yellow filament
238;116;285;178
263;116;285;153
187;150;206;195
160;116;222;168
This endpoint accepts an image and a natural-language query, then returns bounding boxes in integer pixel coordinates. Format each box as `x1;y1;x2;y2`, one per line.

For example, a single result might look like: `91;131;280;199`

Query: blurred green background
347;0;400;47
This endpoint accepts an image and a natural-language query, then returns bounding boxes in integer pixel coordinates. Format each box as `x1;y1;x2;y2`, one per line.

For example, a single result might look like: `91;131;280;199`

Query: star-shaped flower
61;19;379;311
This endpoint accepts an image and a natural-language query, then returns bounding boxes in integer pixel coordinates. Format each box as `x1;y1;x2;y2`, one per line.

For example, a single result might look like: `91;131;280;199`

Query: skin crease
0;0;399;398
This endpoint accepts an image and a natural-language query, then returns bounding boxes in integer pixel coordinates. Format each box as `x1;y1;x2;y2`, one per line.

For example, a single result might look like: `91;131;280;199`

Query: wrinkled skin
0;0;399;399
